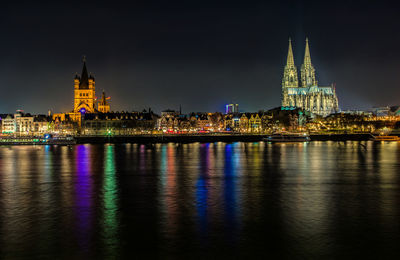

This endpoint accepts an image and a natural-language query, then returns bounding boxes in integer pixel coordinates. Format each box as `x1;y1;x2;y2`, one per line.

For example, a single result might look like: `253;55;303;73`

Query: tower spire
301;37;317;87
303;37;312;66
287;38;295;67
281;37;299;105
79;56;89;89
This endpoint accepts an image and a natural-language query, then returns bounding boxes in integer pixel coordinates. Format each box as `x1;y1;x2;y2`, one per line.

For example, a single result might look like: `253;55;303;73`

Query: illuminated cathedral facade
281;38;339;117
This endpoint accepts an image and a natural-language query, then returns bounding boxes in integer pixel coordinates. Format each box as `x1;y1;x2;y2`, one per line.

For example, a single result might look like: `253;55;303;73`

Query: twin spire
287;37;312;67
284;37;316;88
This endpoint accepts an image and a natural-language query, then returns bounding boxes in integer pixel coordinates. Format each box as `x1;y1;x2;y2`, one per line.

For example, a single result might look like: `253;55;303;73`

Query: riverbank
75;133;375;144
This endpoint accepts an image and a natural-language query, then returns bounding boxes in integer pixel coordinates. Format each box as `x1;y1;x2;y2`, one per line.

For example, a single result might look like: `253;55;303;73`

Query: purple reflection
74;145;93;251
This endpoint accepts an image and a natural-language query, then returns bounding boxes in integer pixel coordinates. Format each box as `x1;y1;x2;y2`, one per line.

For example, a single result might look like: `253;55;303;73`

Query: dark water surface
1;142;400;259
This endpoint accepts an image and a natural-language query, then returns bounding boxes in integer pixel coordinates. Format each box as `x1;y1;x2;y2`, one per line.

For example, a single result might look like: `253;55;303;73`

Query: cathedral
281;38;339;117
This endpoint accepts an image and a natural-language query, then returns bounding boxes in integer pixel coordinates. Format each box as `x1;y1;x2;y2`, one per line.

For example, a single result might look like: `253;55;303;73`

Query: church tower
281;38;298;107
98;91;111;113
300;38;317;87
73;57;96;113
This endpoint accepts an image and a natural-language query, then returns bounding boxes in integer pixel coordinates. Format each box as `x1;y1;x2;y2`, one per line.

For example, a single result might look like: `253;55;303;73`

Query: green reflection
103;145;118;254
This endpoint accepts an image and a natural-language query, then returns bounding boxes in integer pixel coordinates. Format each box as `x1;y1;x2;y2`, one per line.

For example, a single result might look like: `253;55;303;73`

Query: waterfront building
281;38;339;117
193;113;211;130
82;111;158;135
224;113;264;132
1;111;50;135
224;114;240;131
157;112;224;132
248;114;262;132
2;115;16;134
225;103;239;114
239;114;249;132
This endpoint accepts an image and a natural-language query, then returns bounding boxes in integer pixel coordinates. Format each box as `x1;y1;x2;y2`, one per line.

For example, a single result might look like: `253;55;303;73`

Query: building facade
1;111;50;135
98;91;111;113
281;38;339;117
73;58;96;114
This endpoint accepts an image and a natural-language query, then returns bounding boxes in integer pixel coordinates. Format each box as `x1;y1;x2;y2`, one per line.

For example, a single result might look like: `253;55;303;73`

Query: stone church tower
98;91;111;113
73;57;96;114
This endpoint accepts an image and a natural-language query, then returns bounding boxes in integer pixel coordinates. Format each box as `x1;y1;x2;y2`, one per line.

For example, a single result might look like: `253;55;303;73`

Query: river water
0;142;399;259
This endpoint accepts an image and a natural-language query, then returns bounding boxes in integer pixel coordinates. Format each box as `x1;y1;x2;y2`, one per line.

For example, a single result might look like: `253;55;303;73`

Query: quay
75;133;376;144
1;133;396;145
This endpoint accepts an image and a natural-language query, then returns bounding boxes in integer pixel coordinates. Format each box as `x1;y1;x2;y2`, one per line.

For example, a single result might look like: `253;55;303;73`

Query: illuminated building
1;114;16;133
157;112;224;132
73;57;96;114
98;91;111;113
224;114;240;131
82;111;158;135
248;114;262;132
1;110;49;135
281;38;339;116
225;104;239;114
56;57;112;124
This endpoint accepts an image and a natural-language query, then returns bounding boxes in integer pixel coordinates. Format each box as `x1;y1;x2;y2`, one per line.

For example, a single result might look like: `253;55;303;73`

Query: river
0;142;399;258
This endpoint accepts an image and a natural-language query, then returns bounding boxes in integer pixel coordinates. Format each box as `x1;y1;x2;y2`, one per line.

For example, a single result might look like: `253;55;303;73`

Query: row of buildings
0;111;50;135
4;106;400;136
6;38;400;136
0;107;302;135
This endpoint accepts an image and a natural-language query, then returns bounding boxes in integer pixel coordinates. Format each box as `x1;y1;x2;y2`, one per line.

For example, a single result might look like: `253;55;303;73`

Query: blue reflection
224;143;239;237
196;144;210;234
160;145;167;186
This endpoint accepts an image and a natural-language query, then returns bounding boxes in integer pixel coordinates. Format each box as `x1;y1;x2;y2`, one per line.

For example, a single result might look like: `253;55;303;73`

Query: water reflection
159;144;178;237
102;144;119;256
74;145;93;252
223;143;240;240
0;142;399;258
196;144;211;235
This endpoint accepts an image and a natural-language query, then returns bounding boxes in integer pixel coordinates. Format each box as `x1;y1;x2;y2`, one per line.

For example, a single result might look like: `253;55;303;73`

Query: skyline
1;1;400;114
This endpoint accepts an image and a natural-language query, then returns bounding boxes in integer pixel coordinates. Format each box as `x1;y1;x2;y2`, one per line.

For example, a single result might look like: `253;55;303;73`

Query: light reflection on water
0;142;400;258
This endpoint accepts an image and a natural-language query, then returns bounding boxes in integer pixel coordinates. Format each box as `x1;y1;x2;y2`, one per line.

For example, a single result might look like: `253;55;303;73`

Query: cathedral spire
303;37;312;66
301;37;317;87
282;37;299;106
286;38;295;67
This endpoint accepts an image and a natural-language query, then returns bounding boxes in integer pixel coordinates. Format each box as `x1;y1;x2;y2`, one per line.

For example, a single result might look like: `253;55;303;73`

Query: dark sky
1;0;400;114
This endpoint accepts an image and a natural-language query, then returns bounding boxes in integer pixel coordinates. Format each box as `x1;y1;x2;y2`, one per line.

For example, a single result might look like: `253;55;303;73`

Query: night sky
1;0;400;114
